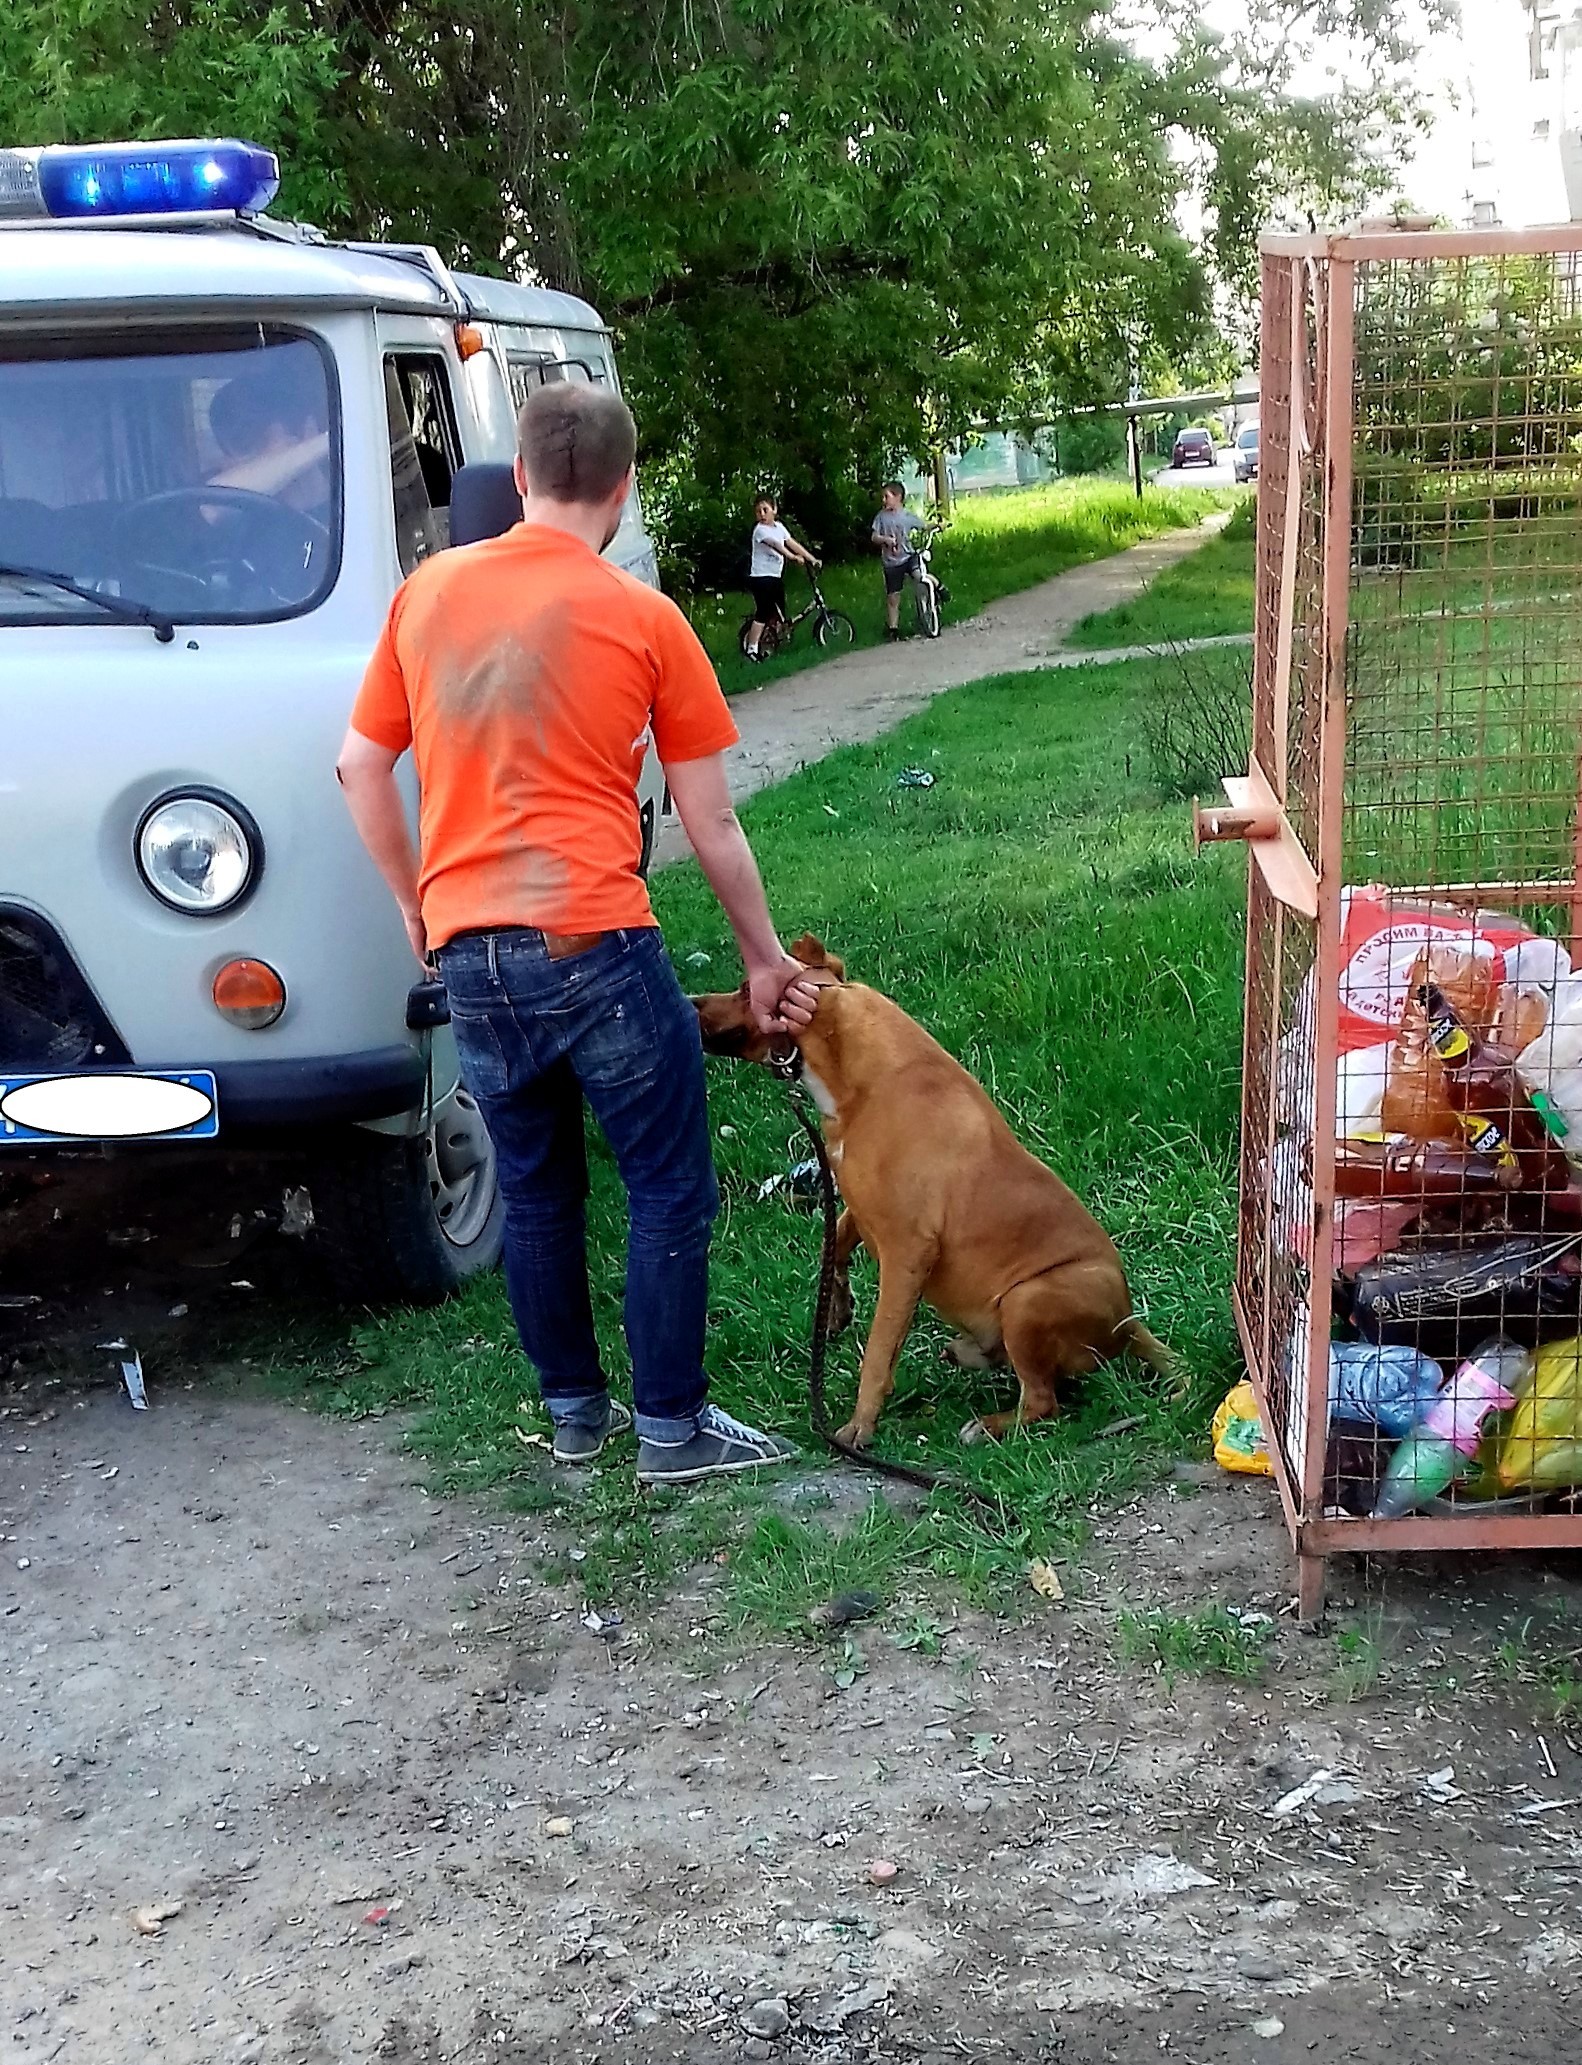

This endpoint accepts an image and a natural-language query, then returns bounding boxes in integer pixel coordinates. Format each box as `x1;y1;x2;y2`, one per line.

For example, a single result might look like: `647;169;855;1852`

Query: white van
0;137;667;1300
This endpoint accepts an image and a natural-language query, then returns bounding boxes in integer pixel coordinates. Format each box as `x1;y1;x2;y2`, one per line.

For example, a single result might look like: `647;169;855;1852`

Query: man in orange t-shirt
338;384;816;1485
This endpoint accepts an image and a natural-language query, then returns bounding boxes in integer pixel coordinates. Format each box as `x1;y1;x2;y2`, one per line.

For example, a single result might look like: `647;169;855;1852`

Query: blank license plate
0;1070;219;1143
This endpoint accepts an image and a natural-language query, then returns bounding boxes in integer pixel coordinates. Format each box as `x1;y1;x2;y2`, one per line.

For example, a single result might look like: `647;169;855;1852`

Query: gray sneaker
637;1404;797;1486
552;1399;633;1464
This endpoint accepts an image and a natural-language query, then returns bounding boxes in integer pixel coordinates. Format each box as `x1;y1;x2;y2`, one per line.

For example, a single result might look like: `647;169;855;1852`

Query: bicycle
906;522;950;639
738;559;855;660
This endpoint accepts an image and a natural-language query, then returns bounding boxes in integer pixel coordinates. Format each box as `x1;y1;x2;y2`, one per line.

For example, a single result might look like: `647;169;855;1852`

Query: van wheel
310;1087;503;1305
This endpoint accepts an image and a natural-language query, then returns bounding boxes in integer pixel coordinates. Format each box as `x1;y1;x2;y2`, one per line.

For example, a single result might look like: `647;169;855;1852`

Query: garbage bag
1349;1235;1582;1363
1492;1336;1582;1493
1517;973;1582;1155
1211;1381;1272;1477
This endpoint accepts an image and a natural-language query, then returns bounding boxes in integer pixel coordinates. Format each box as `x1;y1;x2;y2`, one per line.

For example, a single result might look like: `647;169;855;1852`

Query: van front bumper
213;1046;427;1130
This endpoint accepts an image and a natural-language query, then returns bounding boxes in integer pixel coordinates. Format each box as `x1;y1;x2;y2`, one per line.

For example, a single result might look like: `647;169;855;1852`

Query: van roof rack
341;241;469;316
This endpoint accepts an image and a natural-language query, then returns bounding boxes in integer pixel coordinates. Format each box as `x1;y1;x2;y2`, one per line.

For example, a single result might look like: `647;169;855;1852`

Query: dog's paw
958;1417;992;1447
832;1418;872;1451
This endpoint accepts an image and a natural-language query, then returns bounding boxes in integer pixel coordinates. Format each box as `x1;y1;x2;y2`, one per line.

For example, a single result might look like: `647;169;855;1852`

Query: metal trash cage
1200;224;1582;1617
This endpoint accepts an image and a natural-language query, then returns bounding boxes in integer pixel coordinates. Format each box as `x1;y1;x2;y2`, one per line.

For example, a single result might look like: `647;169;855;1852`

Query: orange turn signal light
213;958;286;1030
454;322;486;361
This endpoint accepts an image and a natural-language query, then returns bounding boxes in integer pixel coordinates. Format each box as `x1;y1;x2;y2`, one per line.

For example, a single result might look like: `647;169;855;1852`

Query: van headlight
135;791;261;915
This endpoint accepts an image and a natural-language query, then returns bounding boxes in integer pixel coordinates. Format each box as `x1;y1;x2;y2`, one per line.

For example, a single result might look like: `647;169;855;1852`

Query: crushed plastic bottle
1328;1341;1444;1438
1372;1336;1528;1519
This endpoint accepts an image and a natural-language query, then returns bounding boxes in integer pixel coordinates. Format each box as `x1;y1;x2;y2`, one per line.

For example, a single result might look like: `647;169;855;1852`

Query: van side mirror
449;463;521;547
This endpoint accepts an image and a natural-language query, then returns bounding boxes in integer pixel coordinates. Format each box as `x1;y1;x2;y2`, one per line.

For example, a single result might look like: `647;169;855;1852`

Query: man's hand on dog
749;956;823;1034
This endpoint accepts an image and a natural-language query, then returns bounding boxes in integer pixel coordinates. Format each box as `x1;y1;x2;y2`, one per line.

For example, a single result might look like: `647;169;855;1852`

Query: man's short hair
883;480;905;498
516;384;636;504
210;374;297;459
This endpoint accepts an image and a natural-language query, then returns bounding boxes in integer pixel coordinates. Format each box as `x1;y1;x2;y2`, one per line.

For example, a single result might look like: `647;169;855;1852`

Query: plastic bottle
1327;1341;1444;1437
1371;1337;1529;1519
1417;982;1571;1192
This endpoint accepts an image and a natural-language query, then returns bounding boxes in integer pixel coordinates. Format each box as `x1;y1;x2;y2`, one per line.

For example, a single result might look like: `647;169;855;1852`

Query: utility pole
932;446;952;519
1126;413;1144;500
1126;338;1144;498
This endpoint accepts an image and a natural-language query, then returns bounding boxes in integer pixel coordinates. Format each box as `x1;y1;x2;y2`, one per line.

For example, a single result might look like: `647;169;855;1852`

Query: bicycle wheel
815;610;856;649
914;579;941;640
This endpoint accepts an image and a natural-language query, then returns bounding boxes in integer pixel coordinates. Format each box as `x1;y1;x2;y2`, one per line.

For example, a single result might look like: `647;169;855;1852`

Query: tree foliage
0;0;1441;577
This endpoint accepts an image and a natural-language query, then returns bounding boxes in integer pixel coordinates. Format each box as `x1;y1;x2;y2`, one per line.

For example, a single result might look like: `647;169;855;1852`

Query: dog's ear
790;933;845;980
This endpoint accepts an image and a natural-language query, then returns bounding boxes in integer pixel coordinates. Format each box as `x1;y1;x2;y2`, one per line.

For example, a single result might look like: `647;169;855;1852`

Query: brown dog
693;936;1174;1447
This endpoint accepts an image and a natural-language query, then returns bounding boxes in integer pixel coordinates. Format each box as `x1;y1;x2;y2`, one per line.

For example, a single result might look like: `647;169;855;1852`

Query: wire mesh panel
1235;253;1331;1521
1231;227;1582;1611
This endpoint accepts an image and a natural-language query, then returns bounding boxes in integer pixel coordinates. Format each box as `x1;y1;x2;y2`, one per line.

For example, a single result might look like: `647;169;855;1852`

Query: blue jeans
437;927;718;1443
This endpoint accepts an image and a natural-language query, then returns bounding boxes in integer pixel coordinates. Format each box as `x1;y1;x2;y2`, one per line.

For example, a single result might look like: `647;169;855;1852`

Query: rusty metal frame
1216;222;1582;1615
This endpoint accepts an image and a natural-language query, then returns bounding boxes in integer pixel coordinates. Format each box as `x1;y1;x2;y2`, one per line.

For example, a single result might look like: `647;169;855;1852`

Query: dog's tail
1113;1315;1179;1383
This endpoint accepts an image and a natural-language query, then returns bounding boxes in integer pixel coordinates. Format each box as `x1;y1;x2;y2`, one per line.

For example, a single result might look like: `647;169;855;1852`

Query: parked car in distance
1171;427;1216;469
1233;424;1260;483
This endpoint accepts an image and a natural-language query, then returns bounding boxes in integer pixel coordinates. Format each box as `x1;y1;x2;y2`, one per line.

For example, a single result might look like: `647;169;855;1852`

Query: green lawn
299;646;1251;1624
1064;497;1255;649
685;477;1238;697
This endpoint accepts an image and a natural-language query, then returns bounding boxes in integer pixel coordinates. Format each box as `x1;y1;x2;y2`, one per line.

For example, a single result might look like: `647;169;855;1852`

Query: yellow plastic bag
1212;1380;1272;1477
1492;1337;1582;1493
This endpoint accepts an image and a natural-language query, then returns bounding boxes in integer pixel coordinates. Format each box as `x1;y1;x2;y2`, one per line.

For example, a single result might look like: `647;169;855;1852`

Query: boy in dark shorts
745;495;819;660
871;480;925;639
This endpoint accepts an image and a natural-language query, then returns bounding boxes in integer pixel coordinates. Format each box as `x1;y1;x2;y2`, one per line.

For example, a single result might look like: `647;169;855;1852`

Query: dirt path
6;1289;1582;2065
656;519;1232;863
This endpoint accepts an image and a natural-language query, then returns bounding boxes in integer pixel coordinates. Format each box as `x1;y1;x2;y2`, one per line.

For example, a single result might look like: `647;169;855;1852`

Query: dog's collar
766;1039;804;1083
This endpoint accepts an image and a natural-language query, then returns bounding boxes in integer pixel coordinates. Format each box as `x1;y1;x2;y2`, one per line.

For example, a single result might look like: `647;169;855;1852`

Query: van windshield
0;326;339;627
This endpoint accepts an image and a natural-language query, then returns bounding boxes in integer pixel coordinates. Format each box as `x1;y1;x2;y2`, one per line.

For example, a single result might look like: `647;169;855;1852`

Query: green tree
0;0;1442;579
0;2;344;225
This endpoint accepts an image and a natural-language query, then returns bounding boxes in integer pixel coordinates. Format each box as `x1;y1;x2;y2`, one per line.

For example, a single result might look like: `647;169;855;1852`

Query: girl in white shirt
745;495;819;660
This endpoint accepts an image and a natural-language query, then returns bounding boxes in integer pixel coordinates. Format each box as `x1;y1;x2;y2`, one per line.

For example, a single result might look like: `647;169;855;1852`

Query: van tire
310;1101;504;1306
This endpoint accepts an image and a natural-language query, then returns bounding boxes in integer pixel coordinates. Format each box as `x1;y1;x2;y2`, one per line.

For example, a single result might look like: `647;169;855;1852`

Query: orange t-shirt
351;525;738;949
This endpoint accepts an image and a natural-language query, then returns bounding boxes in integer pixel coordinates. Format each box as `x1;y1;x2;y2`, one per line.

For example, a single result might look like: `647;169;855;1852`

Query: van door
376;322;466;575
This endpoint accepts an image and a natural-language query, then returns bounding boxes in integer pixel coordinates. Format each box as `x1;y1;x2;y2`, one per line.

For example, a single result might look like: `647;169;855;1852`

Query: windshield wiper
0;564;175;644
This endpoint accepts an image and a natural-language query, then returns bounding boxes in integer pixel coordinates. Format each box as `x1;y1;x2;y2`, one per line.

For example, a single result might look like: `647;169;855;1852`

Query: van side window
506;355;604;410
383;354;460;574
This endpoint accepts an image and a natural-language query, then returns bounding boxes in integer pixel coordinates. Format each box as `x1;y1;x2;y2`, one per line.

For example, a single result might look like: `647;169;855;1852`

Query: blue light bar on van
0;139;279;221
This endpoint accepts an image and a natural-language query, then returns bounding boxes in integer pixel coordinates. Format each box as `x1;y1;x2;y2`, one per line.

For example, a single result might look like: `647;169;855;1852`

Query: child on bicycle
871;481;926;640
745;495;819;661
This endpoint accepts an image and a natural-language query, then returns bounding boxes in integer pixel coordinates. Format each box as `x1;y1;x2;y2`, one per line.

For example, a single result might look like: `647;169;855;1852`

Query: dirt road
5;1179;1582;2064
655;519;1233;863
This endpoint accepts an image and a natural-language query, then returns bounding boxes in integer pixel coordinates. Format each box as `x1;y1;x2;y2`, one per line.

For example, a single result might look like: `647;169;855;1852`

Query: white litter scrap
1419;1765;1465;1804
120;1351;148;1410
1079;1852;1216;1906
1267;1766;1366;1818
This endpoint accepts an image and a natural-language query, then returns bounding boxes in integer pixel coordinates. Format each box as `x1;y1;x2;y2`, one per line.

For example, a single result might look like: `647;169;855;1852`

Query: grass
1065;497;1256;650
684;476;1238;698
1494;1614;1582;1720
1330;1615;1386;1703
290;640;1251;1629
1345;516;1582;890
1116;1603;1271;1683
